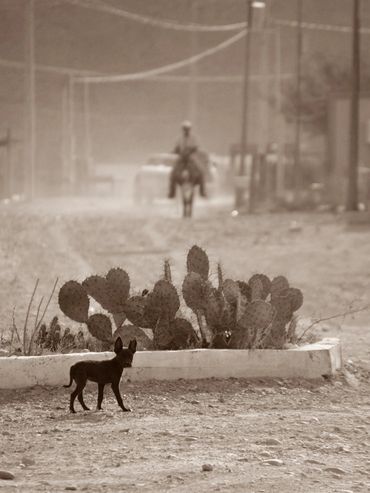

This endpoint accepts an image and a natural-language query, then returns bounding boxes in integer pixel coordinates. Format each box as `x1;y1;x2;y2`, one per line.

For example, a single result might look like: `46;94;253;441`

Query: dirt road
1;197;370;492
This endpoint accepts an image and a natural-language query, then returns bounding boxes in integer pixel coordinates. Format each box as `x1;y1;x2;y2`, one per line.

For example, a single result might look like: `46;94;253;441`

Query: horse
178;168;195;218
171;151;208;218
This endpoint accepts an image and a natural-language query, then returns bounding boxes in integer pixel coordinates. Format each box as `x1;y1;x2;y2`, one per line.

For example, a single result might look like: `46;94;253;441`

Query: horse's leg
189;189;194;218
181;186;186;218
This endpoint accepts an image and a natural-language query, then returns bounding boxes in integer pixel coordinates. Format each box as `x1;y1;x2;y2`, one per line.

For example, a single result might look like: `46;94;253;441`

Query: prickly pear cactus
106;267;130;311
288;287;304;312
237;280;251;301
152;280;180;319
233;300;276;349
205;287;225;331
182;272;210;312
87;313;112;342
171;318;198;349
82;268;130;315
82;275;112;311
249;274;271;300
163;259;172;284
222;279;240;306
143;292;162;329
186;245;209;281
267;279;304;348
248;277;264;301
58;281;89;323
271;276;289;297
124;295;147;327
152;317;173;350
217;263;224;292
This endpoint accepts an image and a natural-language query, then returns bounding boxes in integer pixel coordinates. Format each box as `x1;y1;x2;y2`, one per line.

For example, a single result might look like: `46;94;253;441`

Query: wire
274;18;370;34
63;0;246;32
62;0;370;35
75;29;247;84
0;58;295;82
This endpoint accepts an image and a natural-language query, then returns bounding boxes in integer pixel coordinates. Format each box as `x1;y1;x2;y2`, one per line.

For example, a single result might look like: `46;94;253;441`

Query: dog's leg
70;380;86;413
77;390;90;411
70;386;79;413
97;383;105;410
111;382;131;412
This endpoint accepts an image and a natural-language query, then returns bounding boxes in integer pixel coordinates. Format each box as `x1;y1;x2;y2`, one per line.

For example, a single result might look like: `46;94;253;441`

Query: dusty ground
1;196;370;492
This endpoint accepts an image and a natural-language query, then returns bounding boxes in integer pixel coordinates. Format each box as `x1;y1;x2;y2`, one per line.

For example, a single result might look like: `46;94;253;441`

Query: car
134;151;219;204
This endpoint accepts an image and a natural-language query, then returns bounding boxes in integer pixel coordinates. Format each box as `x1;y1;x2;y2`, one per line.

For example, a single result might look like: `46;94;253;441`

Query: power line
75;29;247;83
274;17;370;34
63;0;246;32
61;0;370;34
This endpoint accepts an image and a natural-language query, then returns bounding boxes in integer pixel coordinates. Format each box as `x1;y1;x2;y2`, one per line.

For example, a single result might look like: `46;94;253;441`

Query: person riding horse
168;121;206;199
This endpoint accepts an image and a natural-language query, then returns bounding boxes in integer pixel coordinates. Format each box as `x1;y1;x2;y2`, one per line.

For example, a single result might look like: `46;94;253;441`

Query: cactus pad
222;279;240;305
106;267;130;310
83;269;130;314
171;318;198;349
249;277;264;301
237;281;251;301
271;276;289;297
124;296;147;327
236;301;276;349
82;275;112;311
152;280;180;319
249;274;271;300
87;313;112;342
271;293;293;322
164;259;172;283
58;281;89;323
238;301;275;331
112;312;126;329
153;317;173;350
186;245;209;280
205;288;225;330
217;263;224;292
182;272;209;312
288;287;304;312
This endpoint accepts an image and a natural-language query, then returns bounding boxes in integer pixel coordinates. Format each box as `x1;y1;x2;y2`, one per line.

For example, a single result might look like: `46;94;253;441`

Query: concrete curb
0;338;342;389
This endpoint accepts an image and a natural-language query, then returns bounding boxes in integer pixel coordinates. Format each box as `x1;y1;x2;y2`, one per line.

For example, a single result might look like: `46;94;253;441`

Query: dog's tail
63;368;73;388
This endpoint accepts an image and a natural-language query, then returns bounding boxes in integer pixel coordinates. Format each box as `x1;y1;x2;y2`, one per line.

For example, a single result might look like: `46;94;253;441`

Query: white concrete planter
0;338;342;389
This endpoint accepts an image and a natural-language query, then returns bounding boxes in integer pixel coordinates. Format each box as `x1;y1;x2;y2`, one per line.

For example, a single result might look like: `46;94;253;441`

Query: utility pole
25;0;36;199
235;1;254;210
294;0;303;201
346;0;360;211
189;0;198;126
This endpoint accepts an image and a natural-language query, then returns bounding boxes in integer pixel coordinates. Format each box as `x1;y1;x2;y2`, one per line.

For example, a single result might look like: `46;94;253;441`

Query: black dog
64;337;137;413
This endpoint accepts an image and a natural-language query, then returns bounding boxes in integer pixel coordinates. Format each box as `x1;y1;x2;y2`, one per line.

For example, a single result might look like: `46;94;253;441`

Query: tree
281;53;369;138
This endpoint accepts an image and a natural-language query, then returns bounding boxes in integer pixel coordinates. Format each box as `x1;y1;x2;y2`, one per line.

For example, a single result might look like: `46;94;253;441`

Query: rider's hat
181;120;192;129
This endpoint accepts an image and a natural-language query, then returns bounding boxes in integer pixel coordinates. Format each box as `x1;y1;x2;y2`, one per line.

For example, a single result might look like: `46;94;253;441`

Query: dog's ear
128;339;137;353
114;337;123;354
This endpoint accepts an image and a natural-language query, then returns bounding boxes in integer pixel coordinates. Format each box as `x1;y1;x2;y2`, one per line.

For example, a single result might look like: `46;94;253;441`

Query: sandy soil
1;196;370;492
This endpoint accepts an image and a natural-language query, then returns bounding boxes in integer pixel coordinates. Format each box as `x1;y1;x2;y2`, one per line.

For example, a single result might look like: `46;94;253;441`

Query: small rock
0;470;14;480
305;459;325;465
263;459;284;466
324;467;347;475
259;451;271;458
185;437;198;442
190;400;200;405
343;370;360;388
258;438;282;446
65;487;77;491
202;464;213;472
20;457;35;467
